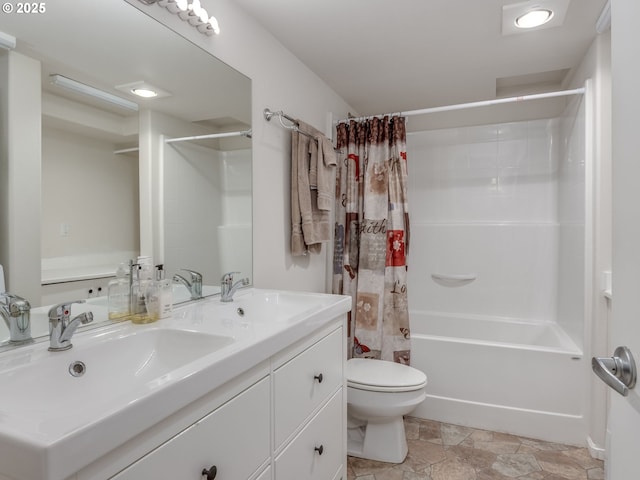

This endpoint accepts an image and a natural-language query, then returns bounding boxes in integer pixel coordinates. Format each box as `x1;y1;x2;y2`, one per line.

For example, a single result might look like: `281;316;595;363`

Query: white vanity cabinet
273;327;345;479
110;377;271;480
275;390;344;480
81;318;346;480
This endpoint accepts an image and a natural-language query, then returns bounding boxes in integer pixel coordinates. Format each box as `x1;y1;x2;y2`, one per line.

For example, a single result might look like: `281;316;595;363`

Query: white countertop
0;288;351;480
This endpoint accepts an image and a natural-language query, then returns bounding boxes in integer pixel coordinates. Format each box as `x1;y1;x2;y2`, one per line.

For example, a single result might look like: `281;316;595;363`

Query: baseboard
412;394;586;446
587;435;606;460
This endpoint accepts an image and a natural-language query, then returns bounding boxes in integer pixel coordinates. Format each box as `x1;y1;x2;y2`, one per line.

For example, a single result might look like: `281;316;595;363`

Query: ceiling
233;0;608;119
0;0;251;128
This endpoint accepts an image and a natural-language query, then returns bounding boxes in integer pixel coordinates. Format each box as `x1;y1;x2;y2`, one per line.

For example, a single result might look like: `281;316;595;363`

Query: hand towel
291;120;336;256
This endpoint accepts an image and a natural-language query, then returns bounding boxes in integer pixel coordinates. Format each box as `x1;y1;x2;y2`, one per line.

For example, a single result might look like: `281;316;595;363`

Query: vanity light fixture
49;75;139;111
142;0;220;36
515;9;554;28
0;31;16;50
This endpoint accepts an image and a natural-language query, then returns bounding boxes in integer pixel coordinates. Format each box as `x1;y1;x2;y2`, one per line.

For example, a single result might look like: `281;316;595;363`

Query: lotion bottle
130;261;154;324
148;265;173;320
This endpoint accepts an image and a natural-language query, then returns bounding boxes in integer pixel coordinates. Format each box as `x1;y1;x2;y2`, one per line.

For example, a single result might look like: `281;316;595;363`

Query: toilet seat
347;358;427;393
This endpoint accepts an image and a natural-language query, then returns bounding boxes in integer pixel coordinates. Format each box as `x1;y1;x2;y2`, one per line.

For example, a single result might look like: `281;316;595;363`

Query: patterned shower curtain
332;116;411;364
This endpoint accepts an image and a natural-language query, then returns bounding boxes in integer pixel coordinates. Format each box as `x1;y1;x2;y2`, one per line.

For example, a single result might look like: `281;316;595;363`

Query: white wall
407;119;563;322
41;126;139;260
0;51;42;302
556;95;587;349
127;0;353;293
564;30;612;457
218;149;252;278
163;141;223;281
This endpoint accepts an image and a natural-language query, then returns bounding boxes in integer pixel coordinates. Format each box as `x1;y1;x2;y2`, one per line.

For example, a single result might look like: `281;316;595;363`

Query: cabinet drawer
274;328;343;447
275;389;343;480
112;377;270;480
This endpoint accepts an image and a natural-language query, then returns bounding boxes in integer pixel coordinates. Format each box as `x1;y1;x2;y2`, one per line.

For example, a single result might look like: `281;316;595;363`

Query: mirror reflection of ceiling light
131;88;158;98
115;81;171;100
515;9;554;28
49;74;139;111
141;0;220;36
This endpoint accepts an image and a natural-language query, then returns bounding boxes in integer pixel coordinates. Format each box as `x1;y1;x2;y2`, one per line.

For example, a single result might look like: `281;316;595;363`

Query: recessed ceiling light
515;9;554;29
502;0;568;36
131;88;158;98
115;81;171;99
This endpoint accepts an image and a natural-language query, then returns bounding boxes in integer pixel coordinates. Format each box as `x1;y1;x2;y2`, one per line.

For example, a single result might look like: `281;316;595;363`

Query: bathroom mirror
0;0;252;342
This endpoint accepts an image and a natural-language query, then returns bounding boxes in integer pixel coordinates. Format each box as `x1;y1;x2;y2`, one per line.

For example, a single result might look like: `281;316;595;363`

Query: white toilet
346;358;427;463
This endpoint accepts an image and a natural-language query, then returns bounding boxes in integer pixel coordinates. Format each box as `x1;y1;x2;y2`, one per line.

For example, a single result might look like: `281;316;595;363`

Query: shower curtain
332;116;411;364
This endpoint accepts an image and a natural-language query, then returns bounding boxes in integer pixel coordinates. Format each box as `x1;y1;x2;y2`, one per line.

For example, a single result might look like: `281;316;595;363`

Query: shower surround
406;97;589;445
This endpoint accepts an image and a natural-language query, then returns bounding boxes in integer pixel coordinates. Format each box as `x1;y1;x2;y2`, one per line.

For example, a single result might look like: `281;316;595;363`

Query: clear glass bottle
155;265;173;319
107;263;130;321
130;262;154;324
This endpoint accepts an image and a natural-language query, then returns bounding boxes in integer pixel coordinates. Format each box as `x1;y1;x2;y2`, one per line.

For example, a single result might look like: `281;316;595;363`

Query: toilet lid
347;358;427;392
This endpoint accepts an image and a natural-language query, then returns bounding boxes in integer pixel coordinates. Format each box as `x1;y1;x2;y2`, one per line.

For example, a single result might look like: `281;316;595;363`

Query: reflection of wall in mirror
164;140;251;283
41;127;140;261
219;150;252;279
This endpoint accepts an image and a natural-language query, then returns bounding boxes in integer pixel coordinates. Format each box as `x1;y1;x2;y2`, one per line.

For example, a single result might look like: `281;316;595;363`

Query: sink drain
236;307;245;317
68;361;86;377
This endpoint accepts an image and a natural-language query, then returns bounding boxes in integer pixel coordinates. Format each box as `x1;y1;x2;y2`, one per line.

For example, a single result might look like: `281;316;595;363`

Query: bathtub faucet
220;272;249;302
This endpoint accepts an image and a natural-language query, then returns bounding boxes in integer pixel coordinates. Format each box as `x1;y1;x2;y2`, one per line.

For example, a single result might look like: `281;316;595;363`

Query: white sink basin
1;328;232;412
0;288;351;480
0;328;233;443
219;290;341;322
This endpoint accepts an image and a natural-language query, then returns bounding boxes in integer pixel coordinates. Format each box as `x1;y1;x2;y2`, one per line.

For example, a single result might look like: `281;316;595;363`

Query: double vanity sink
0;289;351;480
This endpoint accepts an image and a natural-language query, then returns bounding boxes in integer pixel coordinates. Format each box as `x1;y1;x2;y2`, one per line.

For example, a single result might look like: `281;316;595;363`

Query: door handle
592;346;637;396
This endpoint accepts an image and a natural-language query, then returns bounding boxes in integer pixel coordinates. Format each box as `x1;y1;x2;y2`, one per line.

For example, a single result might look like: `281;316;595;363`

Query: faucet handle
0;293;30;313
221;271;240;283
182;269;202;282
48;299;86;320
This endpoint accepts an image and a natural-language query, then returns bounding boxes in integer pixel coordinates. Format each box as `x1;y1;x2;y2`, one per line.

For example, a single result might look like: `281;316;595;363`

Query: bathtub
410;311;588;445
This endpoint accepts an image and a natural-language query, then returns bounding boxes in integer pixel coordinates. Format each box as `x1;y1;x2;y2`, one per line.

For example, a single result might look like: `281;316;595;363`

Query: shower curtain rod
113;129;252;154
263;107;320;141
114;146;139;155
264;107;343;152
338;87;586;123
165;129;252;144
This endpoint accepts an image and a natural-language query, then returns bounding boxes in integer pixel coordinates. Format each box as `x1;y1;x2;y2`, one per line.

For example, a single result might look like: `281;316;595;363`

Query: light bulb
131;88;158;98
209;15;220;35
515;9;553;29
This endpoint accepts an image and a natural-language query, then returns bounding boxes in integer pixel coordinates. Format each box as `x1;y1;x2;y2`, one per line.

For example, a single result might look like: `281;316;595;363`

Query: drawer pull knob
202;465;217;479
315;445;324;455
314;373;324;383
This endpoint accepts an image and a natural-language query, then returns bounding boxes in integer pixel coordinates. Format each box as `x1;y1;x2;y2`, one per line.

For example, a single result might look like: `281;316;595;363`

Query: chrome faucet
0;293;33;345
48;300;93;351
172;269;203;300
220;272;250;302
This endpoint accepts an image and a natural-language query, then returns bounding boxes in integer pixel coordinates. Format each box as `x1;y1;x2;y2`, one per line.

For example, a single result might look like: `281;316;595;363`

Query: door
606;1;640;477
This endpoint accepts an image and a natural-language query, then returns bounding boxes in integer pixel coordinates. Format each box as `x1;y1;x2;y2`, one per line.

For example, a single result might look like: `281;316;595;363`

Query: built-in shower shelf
431;273;477;287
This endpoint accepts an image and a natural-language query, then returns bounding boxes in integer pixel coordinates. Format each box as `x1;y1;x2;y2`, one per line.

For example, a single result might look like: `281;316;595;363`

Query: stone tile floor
347;417;604;480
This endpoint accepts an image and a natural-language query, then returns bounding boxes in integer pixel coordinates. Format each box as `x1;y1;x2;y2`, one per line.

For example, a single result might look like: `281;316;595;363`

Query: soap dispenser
107;263;130;321
148;264;173;320
130;260;154;324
